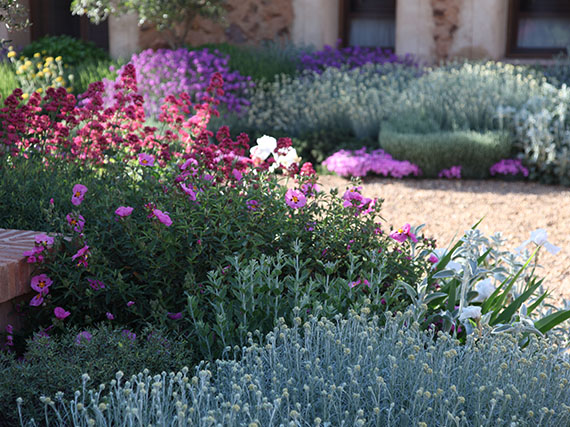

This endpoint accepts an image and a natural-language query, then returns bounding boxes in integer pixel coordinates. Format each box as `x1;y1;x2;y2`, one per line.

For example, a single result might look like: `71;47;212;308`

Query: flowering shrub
438;165;461;179
103;48;253;118
490;158;529;177
29;307;570;426
299;40;417;73
322;147;421;178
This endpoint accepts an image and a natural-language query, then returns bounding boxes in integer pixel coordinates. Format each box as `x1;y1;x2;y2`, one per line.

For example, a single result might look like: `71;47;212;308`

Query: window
339;0;396;49
507;0;570;57
29;0;108;51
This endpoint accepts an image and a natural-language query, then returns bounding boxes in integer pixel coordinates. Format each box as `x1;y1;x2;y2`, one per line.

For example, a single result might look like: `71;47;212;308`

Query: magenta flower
127;301;135;307
349;278;370;288
54;307;70;320
71;184;88;206
87;278;105;290
246;199;259;211
153;209;172;226
75;331;92;345
343;186;363;201
167;312;183;320
106;312;114;320
180;182;197;201
66;213;85;233
23;246;45;263
72;245;90;267
438;166;462;179
428;254;439;264
115;206;134;217
232;169;243;181
30;274;53;294
301;182;320;197
138;153;155;167
29;293;44;307
34;234;54;247
180;158;198;170
390;224;418;243
285;189;306;209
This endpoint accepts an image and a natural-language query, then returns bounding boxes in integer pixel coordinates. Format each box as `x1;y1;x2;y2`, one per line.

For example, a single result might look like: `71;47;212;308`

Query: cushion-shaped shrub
30;307;570;426
379;127;512;178
21;35;109;66
0;324;192;426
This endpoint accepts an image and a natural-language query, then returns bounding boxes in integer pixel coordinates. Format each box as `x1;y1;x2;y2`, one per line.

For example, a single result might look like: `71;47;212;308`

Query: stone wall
139;0;294;50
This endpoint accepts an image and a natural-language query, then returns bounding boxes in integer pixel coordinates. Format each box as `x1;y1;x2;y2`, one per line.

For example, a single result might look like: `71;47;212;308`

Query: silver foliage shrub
24;306;570;426
237;63;418;140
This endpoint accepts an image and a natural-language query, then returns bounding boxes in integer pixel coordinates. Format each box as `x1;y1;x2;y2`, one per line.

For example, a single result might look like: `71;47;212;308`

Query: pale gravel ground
316;175;570;303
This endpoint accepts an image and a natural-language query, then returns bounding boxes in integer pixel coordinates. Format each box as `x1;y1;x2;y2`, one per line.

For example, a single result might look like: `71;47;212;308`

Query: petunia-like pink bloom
232;169;243;181
390;223;418;243
71;245;90;267
428;254;439;264
30;274;53;294
106;312;114;320
167;312;183;320
285;189;306;209
66;213;85;233
138;152;155;167
343;186;363;201
75;331;92;345
23;246;45;264
127;300;135;307
246;199;259;211
153;209;172;226
29;293;44;306
115;206;134;217
54;307;70;320
87;278;105;290
35;234;54;247
71;184;88;206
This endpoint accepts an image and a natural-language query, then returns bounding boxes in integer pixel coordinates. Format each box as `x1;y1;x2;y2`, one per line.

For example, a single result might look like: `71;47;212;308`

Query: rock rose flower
285;189;306;209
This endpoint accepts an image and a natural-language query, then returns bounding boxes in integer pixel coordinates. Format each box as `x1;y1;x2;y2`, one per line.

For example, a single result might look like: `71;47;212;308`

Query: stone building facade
2;0;569;63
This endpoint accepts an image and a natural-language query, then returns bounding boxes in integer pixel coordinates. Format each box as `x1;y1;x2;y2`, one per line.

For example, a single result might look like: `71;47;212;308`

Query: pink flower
138;152;155;167
232;169;243;181
246;199;259;211
300;182;319;197
66;213;85;232
349;278;370;288
343;186;363;201
428;254;439;264
285;189;306;209
115;206;134;217
127;301;135;307
23;246;45;263
29;293;44;307
6;324;13;335
180;182;197;201
35;234;54;247
153;209;172;226
438;166;462;179
75;331;92;345
87;278;105;290
180;158;198;170
71;184;88;206
72;245;90;267
106;312;114;320
54;307;70;320
167;312;183;320
390;224;418;243
30;274;53;294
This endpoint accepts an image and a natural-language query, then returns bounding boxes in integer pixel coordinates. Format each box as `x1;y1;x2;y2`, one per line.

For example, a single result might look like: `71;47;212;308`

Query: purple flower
115;206;134;217
34;234;54;247
54;307;70;320
138;153;155;167
285;189;306;209
75;331;93;345
438;166;462;179
87;278;106;290
246;199;259;211
71;184;88;206
489;158;529;177
127;301;135;307
390;224;418;243
122;329;136;341
167;312;183;320
106;312;115;320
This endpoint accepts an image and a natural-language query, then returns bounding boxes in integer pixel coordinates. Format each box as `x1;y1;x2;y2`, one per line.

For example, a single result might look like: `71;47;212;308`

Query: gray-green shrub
385;61;545;134
28;307;570;426
379;128;512;178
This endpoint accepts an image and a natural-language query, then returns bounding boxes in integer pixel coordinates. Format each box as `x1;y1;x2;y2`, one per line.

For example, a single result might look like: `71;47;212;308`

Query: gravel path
317;175;570;303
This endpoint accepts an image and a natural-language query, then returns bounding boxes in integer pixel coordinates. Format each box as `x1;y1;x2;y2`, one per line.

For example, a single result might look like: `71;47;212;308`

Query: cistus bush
28;307;570;426
379;128;512;178
20;35;109;67
103;48;254;118
0;324;192;426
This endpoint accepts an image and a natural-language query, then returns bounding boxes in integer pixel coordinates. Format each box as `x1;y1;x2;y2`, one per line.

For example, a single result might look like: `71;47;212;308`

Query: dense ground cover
0;37;569;425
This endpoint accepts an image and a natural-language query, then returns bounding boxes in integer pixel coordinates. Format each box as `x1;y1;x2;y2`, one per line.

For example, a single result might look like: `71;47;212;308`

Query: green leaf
492;278;543;325
526;291;550;315
424;292;448;305
534;310;570;334
446;281;457;313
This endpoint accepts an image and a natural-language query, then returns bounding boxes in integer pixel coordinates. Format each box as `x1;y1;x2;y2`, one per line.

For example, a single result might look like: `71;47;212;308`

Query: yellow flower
55;76;64;83
24;60;32;67
55;56;62;62
36;88;43;93
45;56;54;62
7;51;16;58
42;68;49;74
22;93;29;100
33;52;41;58
36;71;44;78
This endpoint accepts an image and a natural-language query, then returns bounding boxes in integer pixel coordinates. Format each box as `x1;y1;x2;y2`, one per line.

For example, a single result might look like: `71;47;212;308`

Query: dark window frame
507;0;570;58
338;0;397;49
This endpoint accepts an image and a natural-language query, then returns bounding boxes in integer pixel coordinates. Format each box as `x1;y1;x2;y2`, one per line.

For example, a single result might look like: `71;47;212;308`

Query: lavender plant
26;306;570;426
103;48;253;118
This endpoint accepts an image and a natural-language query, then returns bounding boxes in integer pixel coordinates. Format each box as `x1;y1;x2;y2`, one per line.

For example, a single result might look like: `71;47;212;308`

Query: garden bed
316;174;570;301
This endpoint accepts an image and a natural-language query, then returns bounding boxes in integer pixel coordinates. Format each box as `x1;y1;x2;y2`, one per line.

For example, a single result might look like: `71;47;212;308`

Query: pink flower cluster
438;166;461;179
322;147;421;178
489;158;529;177
23;233;54;264
342;187;376;216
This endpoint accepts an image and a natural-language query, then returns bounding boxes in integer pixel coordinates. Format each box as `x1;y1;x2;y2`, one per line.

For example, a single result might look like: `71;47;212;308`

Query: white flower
274;147;301;169
515;228;560;255
250;135;276;161
459;306;482;322
471;278;495;303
